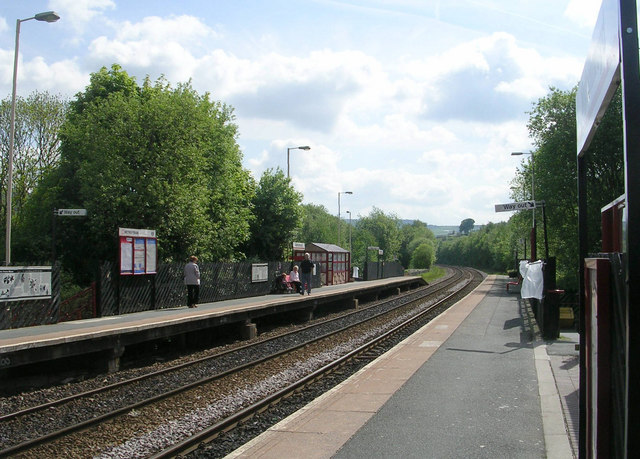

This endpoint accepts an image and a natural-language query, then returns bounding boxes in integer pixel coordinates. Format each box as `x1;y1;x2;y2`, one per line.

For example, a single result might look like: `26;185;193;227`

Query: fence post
50;262;61;324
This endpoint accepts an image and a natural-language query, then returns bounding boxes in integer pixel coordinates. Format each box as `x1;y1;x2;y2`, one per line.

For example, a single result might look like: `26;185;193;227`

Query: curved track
0;267;481;458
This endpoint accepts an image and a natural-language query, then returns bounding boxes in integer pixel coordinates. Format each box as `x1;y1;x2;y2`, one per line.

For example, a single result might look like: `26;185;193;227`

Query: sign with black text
494;201;537;212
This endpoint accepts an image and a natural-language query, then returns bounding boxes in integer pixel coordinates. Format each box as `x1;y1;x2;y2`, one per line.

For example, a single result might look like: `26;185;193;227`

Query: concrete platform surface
226;275;577;459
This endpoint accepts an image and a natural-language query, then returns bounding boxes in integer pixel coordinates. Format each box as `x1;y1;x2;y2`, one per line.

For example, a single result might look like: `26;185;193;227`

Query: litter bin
542;289;564;340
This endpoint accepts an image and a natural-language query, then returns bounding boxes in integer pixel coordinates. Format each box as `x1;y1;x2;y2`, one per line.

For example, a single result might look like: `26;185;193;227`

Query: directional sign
494;201;536;213
56;208;87;216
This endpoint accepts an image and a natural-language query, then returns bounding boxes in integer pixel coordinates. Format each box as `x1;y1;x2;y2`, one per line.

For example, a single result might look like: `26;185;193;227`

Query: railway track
0;267;482;458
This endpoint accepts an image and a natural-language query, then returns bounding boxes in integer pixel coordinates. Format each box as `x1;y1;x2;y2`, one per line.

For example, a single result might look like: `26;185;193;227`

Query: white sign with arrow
494;201;537;213
56;208;87;216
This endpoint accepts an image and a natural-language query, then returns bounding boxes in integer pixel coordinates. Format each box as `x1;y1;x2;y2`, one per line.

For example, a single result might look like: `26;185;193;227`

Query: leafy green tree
18;65;254;282
399;220;435;267
296;203;338;245
516;86;624;288
436;222;514;272
459;218;475;235
1;91;68;259
356;207;401;262
244;168;303;260
410;242;435;269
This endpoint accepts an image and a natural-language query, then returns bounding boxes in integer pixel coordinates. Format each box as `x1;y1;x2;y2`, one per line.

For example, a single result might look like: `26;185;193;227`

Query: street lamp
5;11;60;266
286;145;310;178
346;210;352;253
511;151;535;259
337;191;353;246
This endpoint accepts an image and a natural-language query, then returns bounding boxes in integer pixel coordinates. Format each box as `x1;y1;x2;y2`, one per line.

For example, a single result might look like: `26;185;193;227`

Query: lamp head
298;146;310;150
35;11;60;22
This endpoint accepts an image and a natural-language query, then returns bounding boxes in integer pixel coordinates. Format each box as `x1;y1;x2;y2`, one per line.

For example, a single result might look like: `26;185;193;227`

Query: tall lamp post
511;151;535;260
5;11;60;266
286;145;310;179
346;210;352;253
337;191;353;246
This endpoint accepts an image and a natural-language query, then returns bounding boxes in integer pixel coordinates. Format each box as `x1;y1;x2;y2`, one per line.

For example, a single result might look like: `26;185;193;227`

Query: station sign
494;201;538;212
56;208;87;216
119;228;157;275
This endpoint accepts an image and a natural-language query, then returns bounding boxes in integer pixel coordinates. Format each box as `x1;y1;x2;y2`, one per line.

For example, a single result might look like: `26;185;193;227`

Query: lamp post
5;11;60;266
346;210;352;253
511;151;535;260
286;145;310;179
337;191;353;246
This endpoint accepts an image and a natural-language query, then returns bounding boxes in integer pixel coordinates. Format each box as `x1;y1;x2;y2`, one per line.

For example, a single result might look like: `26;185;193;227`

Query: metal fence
363;261;405;280
0;257;359;329
98;260;320;316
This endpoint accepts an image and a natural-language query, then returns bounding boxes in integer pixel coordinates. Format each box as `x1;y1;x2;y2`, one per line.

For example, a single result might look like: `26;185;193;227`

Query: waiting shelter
293;243;351;286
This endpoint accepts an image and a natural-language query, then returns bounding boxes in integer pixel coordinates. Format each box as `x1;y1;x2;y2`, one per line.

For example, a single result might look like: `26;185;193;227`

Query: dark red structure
577;0;639;456
292;243;351;286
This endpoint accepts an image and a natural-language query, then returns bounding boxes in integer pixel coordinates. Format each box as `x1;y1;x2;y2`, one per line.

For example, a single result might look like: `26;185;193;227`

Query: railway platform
0;276;424;381
226;275;579;459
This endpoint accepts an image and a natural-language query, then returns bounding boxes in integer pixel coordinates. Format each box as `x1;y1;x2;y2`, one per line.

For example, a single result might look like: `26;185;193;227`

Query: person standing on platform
289;265;302;293
300;253;314;295
184;255;200;308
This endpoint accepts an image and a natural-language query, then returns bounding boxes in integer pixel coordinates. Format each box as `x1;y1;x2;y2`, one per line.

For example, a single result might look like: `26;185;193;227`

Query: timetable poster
134;238;146;274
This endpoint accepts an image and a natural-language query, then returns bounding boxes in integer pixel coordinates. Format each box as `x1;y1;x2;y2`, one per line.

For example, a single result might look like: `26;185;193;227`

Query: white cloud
0;52;87;97
49;0;115;34
564;0;601;29
409;32;583;122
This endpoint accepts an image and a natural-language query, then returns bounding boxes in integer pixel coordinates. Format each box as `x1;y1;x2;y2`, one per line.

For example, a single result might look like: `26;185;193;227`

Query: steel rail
0;268;458;424
150;268;479;458
0;268;470;457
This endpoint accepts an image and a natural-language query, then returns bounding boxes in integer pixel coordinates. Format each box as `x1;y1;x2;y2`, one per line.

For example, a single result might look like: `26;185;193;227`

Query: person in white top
289;265;302;294
184;255;200;308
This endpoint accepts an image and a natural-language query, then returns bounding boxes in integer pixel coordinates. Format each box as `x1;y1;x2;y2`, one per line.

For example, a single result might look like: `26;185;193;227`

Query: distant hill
428;225;459;236
398;220;478;237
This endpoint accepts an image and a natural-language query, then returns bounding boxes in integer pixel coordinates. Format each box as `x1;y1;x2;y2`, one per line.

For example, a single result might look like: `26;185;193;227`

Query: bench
506;280;520;292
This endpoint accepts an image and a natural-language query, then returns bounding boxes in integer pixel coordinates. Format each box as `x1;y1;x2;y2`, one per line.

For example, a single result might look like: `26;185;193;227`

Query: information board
0;267;52;302
251;263;269;283
119;228;157;275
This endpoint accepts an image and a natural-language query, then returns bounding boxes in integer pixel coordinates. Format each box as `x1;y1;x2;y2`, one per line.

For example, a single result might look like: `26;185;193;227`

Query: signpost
494;201;537;212
52;208;88;263
495;200;548;260
56;208;87;216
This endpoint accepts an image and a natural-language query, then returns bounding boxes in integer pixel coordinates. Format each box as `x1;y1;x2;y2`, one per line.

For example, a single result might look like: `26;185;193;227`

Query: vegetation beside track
420;266;446;283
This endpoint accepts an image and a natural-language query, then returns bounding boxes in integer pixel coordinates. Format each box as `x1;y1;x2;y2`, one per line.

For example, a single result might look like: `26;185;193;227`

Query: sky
0;0;604;226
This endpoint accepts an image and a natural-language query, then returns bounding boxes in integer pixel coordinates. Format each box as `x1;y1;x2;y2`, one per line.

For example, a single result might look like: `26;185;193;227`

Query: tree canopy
244;168;303;260
459;218;475;235
514;86;624;288
1;91;68;260
15;65;254;281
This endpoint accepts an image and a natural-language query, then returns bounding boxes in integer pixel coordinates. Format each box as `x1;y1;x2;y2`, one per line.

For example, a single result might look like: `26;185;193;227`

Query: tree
436;221;513;272
244;168;303;260
356;207;401;263
410;242;435;269
0;91;68;259
17;65;254;282
399;220;435;267
296;203;338;245
459;218;475;235
516;86;624;288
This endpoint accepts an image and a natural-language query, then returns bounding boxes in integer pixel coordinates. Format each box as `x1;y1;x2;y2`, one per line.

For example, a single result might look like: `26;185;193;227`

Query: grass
420;266;446;283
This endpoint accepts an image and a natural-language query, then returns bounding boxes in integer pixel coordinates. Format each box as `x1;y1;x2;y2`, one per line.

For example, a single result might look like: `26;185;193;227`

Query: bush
410;242;435;269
